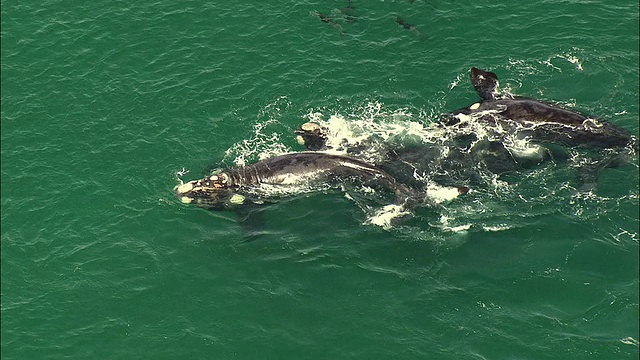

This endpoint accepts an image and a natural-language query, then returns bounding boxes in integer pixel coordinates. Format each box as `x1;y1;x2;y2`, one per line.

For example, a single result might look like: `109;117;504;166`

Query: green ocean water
2;0;639;358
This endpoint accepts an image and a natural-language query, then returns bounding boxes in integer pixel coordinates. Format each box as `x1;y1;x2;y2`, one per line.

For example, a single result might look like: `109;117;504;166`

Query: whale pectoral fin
575;165;599;193
573;153;629;193
470;67;500;101
542;143;572;163
236;206;270;243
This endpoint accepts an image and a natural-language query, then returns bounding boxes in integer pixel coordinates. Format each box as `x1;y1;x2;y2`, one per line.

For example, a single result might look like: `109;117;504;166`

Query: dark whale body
443;67;638;150
294;68;638;192
175;152;416;209
295;121;549;186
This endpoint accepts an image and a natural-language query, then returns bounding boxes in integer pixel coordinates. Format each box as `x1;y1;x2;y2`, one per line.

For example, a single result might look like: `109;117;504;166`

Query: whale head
174;173;244;209
295;122;329;151
470;67;500;101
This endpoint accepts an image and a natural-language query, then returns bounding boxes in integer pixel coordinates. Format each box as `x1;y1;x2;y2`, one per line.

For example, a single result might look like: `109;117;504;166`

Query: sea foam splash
365;204;411;230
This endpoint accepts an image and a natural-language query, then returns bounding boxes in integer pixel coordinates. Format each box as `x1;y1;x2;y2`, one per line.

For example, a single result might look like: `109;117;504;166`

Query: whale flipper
470;67;500;100
236;206;270;243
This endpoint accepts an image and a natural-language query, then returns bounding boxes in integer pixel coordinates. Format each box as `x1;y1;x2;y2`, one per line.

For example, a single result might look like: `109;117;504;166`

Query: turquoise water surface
2;0;639;359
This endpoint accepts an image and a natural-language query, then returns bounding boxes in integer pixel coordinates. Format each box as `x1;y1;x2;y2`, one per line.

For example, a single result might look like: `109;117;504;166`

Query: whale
294;121;519;196
295;122;330;152
294;120;550;183
443;67;638;150
175;152;417;210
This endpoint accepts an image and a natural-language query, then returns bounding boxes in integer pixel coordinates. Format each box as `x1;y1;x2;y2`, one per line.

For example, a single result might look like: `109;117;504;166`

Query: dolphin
395;17;424;40
313;11;344;34
340;0;357;23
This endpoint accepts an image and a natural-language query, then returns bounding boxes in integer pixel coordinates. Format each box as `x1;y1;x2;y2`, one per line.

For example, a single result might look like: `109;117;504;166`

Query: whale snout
174;173;238;208
175;182;194;194
295;122;329;151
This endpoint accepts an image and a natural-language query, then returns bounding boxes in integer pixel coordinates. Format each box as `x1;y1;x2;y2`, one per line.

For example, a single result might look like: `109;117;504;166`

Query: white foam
273;171;323;185
445;224;472;232
482;224;512;232
566;55;583;71
366;204;410;230
245;182;324;199
503;137;547;162
425;184;463;204
540;52;585;72
620;337;639;346
305;108;439;165
224;118;290;166
437;215;472;232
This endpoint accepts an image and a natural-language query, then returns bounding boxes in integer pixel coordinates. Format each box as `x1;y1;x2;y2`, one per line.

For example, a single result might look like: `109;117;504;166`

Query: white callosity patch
228;193;245;205
213;173;228;184
176;182;194;194
582;118;603;129
300;122;322;132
